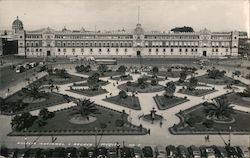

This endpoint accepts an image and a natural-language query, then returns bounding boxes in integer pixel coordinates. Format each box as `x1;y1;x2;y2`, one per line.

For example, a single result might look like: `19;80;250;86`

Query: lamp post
228;126;232;147
95;127;98;148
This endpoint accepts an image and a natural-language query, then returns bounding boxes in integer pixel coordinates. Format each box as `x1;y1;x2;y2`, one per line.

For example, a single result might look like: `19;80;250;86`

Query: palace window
58;48;61;52
99;48;102;52
72;48;75;52
179;49;182;52
156;48;158;52
63;48;66;52
163;49;166;52
226;49;228;52
185;49;188;52
90;48;93;52
124;48;127;52
116;48;119;52
216;49;218;52
171;49;173;52
81;48;84;52
107;48;110;52
149;49;151;52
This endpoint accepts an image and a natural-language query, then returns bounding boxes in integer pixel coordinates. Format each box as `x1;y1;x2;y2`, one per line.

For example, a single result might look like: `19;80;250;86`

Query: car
236;146;250;158
87;147;96;158
225;146;239;158
77;147;88;158
166;145;178;158
142;146;154;158
200;146;216;158
96;147;108;158
120;147;135;158
177;145;190;158
133;146;143;158
107;147;118;158
212;146;228;158
187;145;201;158
155;145;166;158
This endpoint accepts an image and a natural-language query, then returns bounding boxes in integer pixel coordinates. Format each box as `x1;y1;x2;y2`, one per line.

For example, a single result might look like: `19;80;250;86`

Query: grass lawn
9;104;147;136
153;95;189;110
103;95;141;110
67;88;108;97
220;92;250;108
195;74;246;86
30;74;85;87
149;71;192;78
170;103;250;135
78;70;122;77
111;75;133;81
72;80;109;87
3;92;67;115
118;82;165;93
178;88;217;97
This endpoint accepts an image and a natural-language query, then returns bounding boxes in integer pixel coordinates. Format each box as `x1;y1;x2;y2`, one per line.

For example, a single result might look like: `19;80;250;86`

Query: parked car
236;146;250;158
155;145;166;158
15;65;25;73
87;147;96;158
96;147;108;158
200;146;216;158
188;145;201;158
133;146;143;158
166;145;178;158
212;146;228;158
107;147;118;158
120;147;135;158
177;145;190;158
77;147;88;158
142;146;154;158
225;146;239;158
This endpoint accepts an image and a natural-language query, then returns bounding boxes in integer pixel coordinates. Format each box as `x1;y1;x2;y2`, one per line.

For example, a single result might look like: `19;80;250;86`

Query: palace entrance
137;51;141;56
47;51;51;56
203;51;207;57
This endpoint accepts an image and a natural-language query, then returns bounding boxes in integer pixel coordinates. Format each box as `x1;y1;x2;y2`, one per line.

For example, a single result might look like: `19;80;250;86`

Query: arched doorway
47;51;51;56
137;51;141;56
203;51;207;57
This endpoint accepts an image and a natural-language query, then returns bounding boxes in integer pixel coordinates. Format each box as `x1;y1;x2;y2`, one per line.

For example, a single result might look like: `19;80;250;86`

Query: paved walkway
0;68;250;148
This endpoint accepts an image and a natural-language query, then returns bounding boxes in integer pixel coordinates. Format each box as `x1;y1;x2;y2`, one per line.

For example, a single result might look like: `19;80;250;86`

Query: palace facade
11;17;240;58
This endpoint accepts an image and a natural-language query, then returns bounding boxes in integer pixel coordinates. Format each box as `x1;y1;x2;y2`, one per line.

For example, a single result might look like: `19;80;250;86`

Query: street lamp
228;126;232;147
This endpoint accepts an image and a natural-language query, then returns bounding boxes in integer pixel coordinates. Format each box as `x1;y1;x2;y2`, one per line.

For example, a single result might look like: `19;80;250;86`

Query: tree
179;71;187;83
84;65;91;72
119;90;128;99
203;98;235;121
152;66;159;77
188;77;198;91
164;81;176;97
239;86;250;97
87;73;100;90
11;112;36;131
8;99;28;113
151;79;158;86
38;108;54;120
171;26;194;32
208;68;225;79
117;65;126;75
0;97;8;112
55;69;69;78
98;64;108;75
72;99;99;121
137;78;146;86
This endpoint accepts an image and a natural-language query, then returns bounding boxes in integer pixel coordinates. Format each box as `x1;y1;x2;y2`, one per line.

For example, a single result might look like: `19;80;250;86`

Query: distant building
10;17;243;58
0;36;18;56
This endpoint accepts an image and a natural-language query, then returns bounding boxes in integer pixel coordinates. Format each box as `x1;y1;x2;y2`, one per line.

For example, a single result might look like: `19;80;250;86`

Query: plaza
0;57;249;150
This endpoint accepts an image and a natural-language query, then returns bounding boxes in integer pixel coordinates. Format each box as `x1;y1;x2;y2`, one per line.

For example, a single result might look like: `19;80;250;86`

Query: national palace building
10;16;242;58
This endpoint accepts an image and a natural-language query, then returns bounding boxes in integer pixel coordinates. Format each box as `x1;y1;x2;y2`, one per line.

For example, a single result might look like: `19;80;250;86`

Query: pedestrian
7;88;10;93
56;86;59;92
147;129;151;135
207;135;210;142
204;136;207;142
116;81;118;84
160;120;163;128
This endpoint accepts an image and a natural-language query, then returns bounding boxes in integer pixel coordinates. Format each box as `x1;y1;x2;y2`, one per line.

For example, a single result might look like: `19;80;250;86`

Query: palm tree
164;81;176;97
72;99;99;121
152;66;159;77
204;98;235;121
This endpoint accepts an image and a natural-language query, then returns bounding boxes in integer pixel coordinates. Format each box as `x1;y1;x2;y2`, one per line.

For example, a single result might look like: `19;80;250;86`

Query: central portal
47;51;51;56
137;51;141;56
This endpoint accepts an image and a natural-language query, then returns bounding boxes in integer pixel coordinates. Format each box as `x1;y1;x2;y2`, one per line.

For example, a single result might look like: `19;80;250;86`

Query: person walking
160;120;163;128
147;129;151;135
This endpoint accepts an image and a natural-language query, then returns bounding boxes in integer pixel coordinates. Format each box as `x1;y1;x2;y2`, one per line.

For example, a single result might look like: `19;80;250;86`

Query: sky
0;0;249;33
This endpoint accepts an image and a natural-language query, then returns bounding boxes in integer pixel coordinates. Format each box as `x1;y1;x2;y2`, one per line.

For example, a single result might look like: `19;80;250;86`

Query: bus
15;65;25;73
